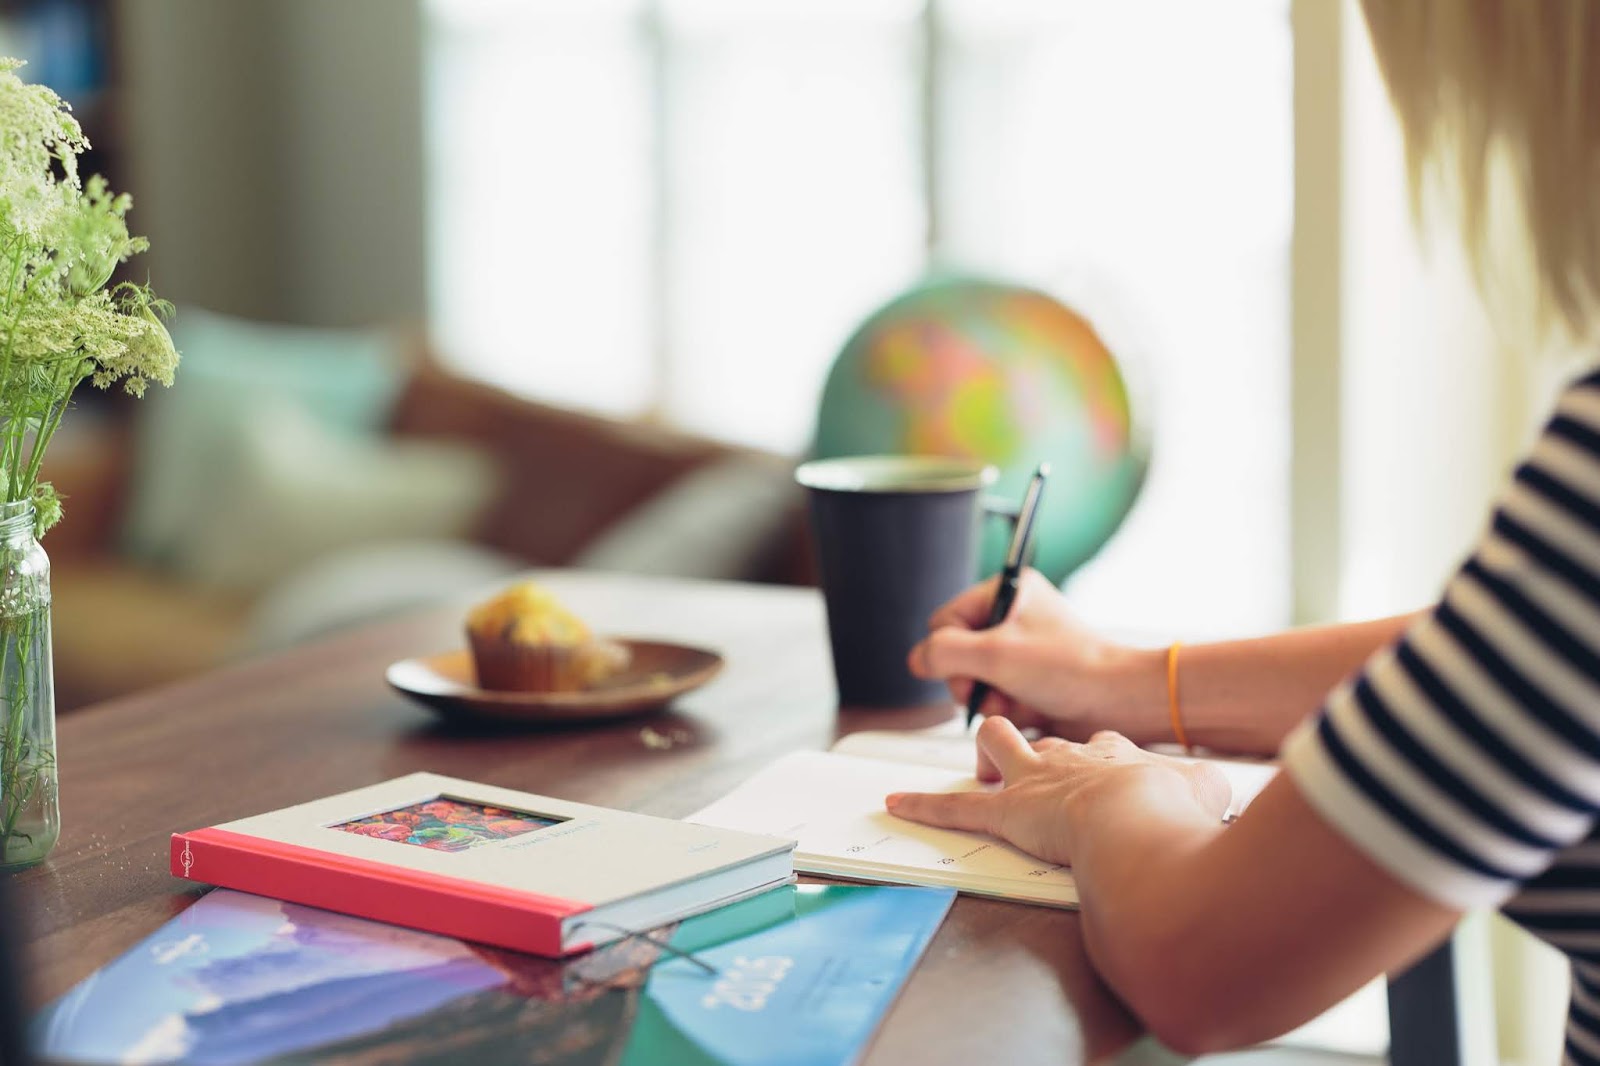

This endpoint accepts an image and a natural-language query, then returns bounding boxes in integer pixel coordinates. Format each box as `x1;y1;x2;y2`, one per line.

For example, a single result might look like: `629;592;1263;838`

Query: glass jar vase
0;500;56;870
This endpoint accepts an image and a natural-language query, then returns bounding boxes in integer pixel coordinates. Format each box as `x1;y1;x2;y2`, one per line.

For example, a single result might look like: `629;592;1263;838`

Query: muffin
465;581;630;692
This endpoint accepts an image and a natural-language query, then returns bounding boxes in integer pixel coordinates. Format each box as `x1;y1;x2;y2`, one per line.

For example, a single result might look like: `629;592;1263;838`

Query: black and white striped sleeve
1280;371;1600;909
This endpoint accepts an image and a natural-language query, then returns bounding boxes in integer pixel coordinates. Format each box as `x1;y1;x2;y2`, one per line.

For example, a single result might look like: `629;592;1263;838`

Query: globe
812;277;1148;585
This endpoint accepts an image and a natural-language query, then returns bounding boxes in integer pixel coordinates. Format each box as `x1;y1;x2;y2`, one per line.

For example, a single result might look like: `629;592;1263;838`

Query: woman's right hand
907;569;1169;750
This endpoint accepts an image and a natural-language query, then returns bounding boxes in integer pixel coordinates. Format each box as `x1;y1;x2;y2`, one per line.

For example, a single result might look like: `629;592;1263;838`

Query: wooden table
15;571;1150;1065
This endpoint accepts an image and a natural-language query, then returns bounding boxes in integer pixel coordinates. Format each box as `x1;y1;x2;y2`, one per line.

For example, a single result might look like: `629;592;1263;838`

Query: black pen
966;463;1050;727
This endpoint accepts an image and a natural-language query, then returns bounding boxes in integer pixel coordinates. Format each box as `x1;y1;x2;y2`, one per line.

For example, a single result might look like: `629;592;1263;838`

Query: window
426;0;1292;638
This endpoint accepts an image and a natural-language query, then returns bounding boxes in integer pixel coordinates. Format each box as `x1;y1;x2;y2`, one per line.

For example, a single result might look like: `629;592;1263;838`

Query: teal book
34;882;955;1065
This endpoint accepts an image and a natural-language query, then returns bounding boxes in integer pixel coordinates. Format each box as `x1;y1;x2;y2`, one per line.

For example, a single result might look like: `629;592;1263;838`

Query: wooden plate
386;639;724;725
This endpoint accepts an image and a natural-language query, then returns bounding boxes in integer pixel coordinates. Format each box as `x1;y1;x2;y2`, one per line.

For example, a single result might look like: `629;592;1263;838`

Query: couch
44;351;812;711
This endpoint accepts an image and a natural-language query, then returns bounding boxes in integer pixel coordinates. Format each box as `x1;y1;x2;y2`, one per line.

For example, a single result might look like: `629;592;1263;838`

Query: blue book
34;882;955;1065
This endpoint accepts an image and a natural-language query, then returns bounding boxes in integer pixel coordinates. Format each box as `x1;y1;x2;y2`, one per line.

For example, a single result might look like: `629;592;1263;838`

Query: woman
887;2;1600;1058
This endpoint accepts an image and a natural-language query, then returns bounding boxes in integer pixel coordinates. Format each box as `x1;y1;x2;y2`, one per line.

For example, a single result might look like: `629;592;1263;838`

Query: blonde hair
1362;0;1600;341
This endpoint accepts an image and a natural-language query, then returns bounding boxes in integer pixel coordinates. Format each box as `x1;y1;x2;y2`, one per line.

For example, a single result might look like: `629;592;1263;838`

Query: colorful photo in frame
332;797;563;853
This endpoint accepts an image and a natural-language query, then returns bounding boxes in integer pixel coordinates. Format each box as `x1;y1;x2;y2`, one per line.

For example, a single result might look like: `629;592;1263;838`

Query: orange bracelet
1167;642;1192;754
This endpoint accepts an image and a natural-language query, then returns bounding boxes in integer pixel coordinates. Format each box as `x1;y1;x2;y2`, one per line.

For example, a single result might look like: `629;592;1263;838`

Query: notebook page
687;751;1077;907
830;723;972;770
831;727;1280;819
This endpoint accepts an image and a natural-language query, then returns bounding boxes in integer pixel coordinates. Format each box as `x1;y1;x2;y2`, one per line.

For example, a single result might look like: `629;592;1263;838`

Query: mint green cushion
120;307;405;569
181;398;499;593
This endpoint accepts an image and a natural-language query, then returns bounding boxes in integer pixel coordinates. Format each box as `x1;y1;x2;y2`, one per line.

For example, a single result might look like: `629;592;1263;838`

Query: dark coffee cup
796;456;1013;709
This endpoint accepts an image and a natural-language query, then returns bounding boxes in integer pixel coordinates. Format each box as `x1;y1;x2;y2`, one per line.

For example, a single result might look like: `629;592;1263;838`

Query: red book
171;772;794;957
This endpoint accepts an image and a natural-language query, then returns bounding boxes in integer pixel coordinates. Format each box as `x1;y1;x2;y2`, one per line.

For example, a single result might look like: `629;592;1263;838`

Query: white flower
0;59;85;242
0;57;177;531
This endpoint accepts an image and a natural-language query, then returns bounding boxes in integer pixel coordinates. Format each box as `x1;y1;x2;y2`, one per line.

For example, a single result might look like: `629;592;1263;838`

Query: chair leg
1387;938;1465;1066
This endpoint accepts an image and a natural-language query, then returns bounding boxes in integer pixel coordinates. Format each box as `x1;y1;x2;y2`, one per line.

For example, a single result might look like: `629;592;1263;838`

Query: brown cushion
389;362;724;565
51;563;250;711
37;416;134;567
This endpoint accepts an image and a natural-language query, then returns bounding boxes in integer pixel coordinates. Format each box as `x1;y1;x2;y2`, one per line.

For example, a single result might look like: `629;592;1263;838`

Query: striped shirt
1281;369;1600;1066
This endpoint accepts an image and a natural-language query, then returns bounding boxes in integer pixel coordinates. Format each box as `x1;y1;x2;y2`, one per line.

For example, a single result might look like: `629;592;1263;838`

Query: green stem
21;369;80;501
0;615;28;846
0;242;26;501
0;604;49;859
2;413;24;503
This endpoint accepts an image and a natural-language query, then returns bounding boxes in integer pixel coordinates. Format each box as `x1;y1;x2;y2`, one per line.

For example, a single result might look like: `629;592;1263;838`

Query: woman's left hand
886;717;1232;867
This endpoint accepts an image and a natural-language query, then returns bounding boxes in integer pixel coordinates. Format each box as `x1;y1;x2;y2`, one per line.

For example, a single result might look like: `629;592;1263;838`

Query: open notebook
689;723;1278;909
